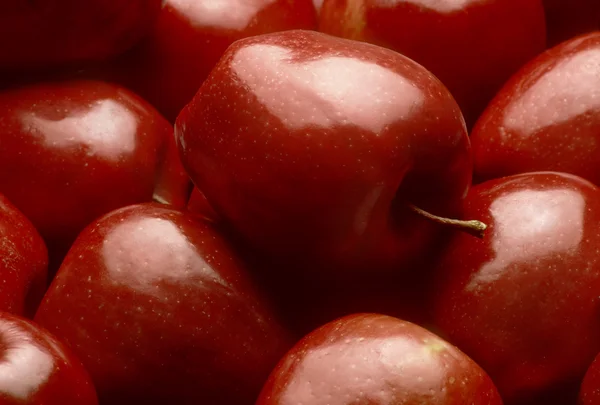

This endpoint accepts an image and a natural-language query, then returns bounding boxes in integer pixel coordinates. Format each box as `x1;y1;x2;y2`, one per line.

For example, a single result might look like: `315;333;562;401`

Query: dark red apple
0;0;162;70
34;203;293;405
0;193;47;318
432;172;600;405
175;29;472;281
580;352;600;405
0;79;175;272
102;0;318;121
471;32;600;186
543;0;600;46
0;311;98;404
257;313;502;405
319;0;547;127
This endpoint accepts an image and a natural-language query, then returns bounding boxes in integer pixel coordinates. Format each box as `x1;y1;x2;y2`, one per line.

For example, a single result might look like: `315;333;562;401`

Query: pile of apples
2;1;600;404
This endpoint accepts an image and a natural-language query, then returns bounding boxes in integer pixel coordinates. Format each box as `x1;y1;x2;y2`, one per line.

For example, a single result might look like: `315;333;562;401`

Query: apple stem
408;204;487;239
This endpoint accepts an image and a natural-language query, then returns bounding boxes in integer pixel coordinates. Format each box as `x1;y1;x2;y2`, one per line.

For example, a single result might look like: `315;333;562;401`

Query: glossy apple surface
580;352;600;405
432;172;600;404
471;32;600;186
258;313;502;405
0;0;162;70
103;0;318;121
319;0;546;127
0;194;47;318
34;203;293;405
0;79;174;271
176;29;471;280
543;0;600;46
0;311;98;405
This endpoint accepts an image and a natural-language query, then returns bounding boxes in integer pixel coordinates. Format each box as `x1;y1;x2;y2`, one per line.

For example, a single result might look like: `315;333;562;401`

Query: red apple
101;0;318;121
432;172;600;404
175;29;472;281
580;352;600;405
471;32;600;186
0;0;162;70
319;0;547;127
0;79;175;272
34;203;293;405
258;313;502;405
543;0;600;46
0;193;47;318
0;311;97;404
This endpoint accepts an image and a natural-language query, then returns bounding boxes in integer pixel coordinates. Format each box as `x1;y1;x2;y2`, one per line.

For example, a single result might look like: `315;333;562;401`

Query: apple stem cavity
408;204;487;239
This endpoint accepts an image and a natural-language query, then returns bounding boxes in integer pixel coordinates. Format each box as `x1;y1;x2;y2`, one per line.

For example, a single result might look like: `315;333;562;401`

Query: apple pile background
1;1;600;405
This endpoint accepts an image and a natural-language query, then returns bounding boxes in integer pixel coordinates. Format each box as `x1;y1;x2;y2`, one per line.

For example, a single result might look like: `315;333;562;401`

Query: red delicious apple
543;0;600;46
175;29;472;281
257;313;502;405
0;0;162;70
0;193;47;318
580;352;600;405
0;79;175;272
471;32;600;186
101;0;318;121
34;203;293;405
318;0;547;127
432;171;600;405
0;311;98;404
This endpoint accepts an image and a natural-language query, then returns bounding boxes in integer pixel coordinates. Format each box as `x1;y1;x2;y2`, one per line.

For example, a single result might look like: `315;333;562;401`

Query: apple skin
471;32;600;186
0;193;47;318
0;0;162;70
431;172;600;405
579;352;600;405
543;0;600;46
0;79;175;272
34;203;294;405
0;311;98;405
318;0;546;127
257;313;502;405
102;0;318;121
175;29;471;280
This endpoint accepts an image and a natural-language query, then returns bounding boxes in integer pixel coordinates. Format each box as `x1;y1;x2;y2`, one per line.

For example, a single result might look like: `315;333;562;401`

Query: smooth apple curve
34;203;293;405
433;172;600;404
176;30;471;278
0;312;98;404
257;314;502;405
472;32;600;186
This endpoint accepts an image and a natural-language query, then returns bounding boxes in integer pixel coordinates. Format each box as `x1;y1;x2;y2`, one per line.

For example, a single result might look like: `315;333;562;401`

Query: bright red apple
579;352;600;405
0;311;98;404
471;32;600;186
0;193;47;318
318;0;547;127
543;0;600;46
34;203;293;405
0;0;162;70
257;313;502;405
101;0;318;121
175;29;472;281
0;79;177;272
432;171;600;405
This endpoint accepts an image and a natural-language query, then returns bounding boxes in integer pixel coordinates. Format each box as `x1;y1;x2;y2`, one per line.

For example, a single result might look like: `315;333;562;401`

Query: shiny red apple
471;32;600;186
175;29;472;281
580;352;600;405
258;313;502;405
319;0;547;127
102;0;318;121
34;203;293;405
543;0;600;46
0;311;98;404
0;0;162;70
0;79;176;272
432;172;600;405
0;193;47;318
